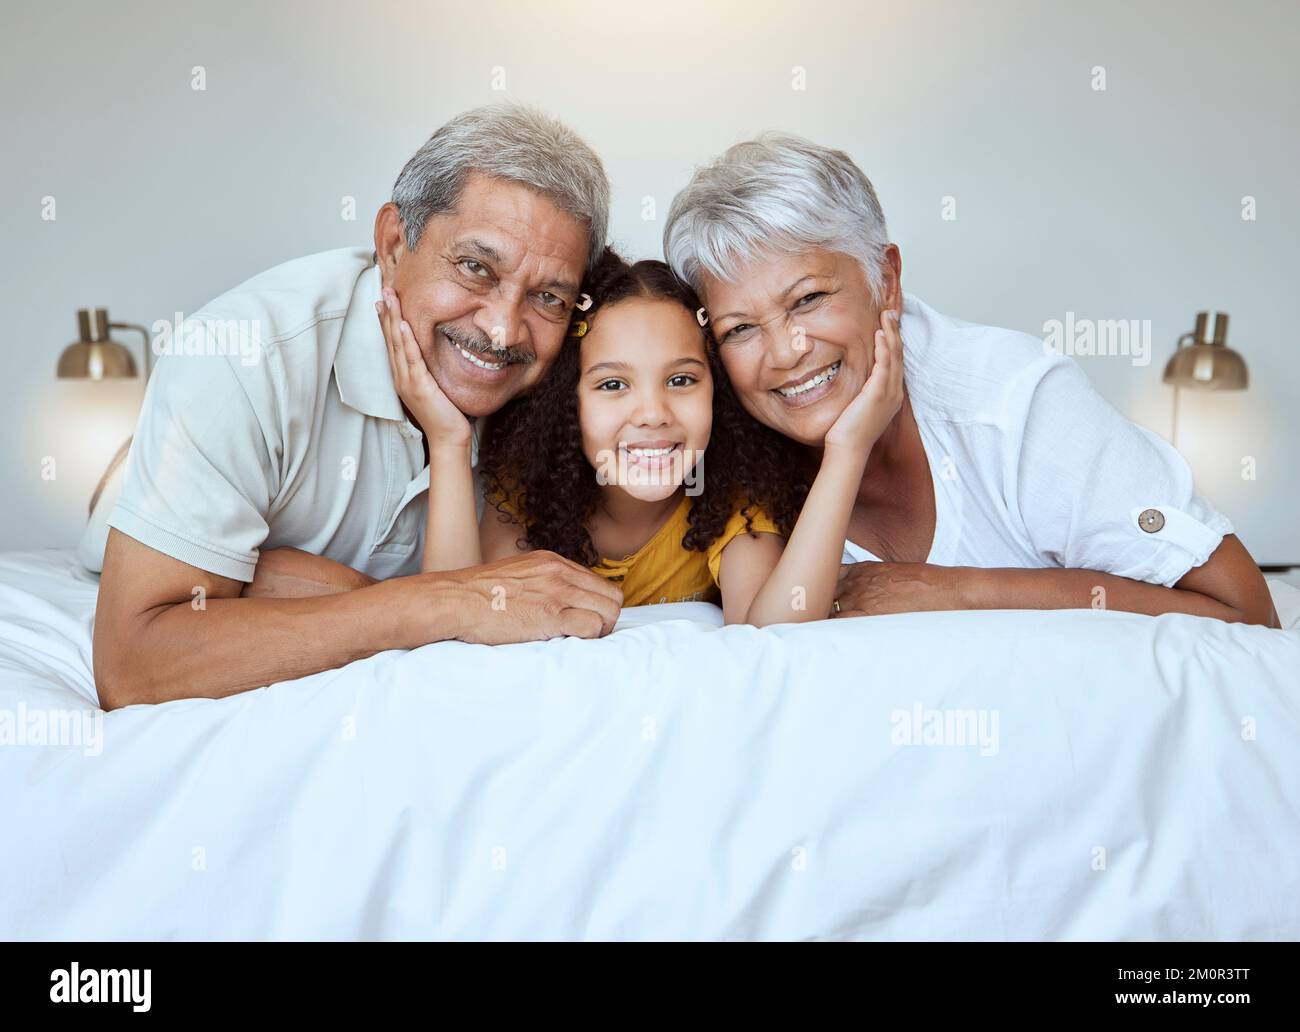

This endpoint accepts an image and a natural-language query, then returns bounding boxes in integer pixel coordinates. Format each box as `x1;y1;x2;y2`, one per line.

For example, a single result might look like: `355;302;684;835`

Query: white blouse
840;295;1233;588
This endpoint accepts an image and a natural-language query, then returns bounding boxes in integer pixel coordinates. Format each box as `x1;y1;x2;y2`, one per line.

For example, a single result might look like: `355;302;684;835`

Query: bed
1;547;1297;940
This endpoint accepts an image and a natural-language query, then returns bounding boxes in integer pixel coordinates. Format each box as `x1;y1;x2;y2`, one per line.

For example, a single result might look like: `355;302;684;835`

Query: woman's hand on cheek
822;308;904;461
377;286;473;449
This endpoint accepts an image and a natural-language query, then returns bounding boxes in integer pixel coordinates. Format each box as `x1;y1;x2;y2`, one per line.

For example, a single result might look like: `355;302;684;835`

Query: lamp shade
1162;311;1248;391
1161;343;1248;390
56;308;139;380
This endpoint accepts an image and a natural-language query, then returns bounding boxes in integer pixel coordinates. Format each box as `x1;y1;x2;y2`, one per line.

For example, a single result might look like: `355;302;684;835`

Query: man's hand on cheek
377;286;473;448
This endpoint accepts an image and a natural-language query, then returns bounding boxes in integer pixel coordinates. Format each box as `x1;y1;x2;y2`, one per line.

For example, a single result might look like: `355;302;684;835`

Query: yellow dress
590;496;781;606
495;491;782;605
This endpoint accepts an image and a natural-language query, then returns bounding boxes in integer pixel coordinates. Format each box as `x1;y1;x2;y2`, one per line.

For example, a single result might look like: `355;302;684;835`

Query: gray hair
664;132;889;299
392;104;609;273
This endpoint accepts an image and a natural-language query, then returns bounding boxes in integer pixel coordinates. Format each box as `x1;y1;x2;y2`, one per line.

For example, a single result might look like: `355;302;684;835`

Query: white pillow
1266;578;1300;630
613;601;725;631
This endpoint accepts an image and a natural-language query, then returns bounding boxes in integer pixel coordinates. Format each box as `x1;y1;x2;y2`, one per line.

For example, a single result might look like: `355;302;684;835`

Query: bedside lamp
56;308;153;381
55;307;154;516
1162;311;1248;447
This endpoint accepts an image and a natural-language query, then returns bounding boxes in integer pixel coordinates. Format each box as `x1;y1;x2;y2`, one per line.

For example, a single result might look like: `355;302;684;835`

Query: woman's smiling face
577;296;714;503
700;245;901;447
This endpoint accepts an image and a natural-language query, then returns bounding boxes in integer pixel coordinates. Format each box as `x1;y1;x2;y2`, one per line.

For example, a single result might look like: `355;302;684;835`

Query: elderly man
664;133;1278;625
93;105;624;709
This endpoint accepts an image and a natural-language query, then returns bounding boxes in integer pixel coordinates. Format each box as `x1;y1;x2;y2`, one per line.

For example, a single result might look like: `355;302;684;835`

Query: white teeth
776;361;840;398
623;444;678;457
456;342;506;370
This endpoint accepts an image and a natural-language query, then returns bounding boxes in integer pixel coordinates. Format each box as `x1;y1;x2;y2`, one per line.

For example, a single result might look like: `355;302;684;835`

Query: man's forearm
99;579;430;708
95;529;624;710
242;547;376;598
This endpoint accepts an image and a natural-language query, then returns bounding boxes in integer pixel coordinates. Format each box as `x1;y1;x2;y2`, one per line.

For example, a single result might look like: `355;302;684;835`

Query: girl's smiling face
577;296;714;503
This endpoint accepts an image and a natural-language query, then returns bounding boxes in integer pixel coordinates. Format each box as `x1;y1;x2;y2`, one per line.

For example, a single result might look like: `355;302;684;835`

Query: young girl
378;248;902;625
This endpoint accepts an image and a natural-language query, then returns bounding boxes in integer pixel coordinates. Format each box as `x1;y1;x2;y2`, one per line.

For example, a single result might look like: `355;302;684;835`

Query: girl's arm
715;530;784;623
480;502;533;562
723;308;905;627
724;448;869;625
424;443;481;572
377;286;481;573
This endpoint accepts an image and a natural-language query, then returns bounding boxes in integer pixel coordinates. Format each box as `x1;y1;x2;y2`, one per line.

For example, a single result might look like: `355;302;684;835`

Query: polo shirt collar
334;260;405;422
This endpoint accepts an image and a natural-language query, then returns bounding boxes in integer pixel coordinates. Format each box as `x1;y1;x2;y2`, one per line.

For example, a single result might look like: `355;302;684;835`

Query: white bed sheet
1;548;1297;940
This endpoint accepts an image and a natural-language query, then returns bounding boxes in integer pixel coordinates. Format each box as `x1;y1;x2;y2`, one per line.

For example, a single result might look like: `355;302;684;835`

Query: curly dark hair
479;247;810;567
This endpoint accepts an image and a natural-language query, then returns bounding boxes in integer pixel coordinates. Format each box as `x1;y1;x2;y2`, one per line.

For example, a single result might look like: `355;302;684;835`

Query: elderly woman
664;134;1278;625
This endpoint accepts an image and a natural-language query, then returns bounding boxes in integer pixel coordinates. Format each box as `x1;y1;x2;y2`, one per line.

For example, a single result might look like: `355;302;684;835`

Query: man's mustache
436;323;534;366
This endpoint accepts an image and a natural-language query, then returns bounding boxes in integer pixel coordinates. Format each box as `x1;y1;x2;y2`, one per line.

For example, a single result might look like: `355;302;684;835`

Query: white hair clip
575;293;593;312
696;307;709;327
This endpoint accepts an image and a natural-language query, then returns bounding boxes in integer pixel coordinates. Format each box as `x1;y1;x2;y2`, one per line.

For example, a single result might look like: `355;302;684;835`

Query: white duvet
1;548;1297;940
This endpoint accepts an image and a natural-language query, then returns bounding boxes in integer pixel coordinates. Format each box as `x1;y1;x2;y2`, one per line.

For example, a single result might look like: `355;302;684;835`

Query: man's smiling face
375;173;591;418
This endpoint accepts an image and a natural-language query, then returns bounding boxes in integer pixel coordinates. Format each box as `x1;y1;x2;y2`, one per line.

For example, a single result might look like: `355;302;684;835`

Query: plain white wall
2;0;1296;562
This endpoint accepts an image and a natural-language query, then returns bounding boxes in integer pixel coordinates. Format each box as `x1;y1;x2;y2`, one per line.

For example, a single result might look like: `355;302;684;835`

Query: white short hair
664;132;889;299
393;104;609;273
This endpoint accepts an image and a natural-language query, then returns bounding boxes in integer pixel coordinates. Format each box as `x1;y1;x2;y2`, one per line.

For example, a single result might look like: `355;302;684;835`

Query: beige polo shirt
108;247;473;582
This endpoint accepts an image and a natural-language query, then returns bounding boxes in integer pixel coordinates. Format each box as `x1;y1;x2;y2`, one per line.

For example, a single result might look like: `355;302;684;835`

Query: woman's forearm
836;537;1277;627
745;446;866;626
422;443;482;573
953;563;1277;626
948;534;1278;625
